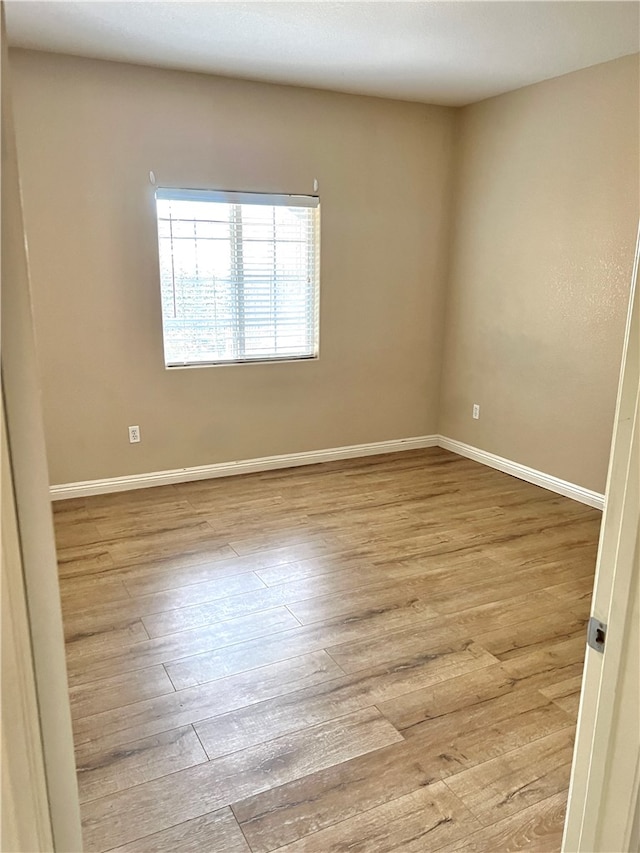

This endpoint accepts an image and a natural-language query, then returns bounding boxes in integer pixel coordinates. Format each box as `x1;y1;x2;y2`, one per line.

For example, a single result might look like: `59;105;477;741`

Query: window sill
164;355;320;370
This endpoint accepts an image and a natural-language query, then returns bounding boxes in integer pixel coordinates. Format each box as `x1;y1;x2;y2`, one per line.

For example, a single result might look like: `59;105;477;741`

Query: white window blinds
155;188;320;367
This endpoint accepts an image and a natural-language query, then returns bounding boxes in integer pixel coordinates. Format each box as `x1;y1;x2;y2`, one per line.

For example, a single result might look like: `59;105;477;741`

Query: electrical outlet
128;425;141;443
472;404;480;420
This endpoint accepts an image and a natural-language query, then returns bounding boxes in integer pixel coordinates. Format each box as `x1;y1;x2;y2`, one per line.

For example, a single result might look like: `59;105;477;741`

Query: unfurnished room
1;2;639;852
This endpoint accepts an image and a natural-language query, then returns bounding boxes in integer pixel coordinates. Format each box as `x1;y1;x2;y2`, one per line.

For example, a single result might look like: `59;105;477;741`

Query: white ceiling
5;1;640;106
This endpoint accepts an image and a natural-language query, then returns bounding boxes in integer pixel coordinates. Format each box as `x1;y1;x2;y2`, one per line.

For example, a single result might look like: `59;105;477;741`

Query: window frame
154;187;321;369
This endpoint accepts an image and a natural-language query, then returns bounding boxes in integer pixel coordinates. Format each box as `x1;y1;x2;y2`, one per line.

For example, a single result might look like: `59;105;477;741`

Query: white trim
49;435;439;499
438;436;604;510
156;187;319;208
49;433;605;508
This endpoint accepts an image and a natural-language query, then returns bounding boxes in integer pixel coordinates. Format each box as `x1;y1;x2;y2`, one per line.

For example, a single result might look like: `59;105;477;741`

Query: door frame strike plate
587;617;607;653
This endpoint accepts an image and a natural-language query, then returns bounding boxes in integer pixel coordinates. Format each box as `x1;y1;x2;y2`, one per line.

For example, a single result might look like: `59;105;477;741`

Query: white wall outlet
128;425;141;443
472;404;480;420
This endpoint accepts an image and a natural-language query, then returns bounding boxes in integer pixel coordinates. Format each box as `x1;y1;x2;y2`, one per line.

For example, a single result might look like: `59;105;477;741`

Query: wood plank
498;635;587;689
426;562;595;616
64;615;149;654
76;725;208;803
54;520;103;550
80;708;403;852
229;531;339;558
331;509;596;557
544;575;595;620
140;585;313;639
539;674;583;702
540;675;584;721
112;535;237;570
72;651;343;747
253;550;383;587
117;549;255;592
285;572;479;626
107;808;251;853
445;729;575;827
326;591;554;673
66;606;301;686
58;520;237;573
486;522;599;572
386;686;572;773
375;664;572;775
136;584;304;636
61;569;267;640
132;546;518;635
271;782;481;853
59;574;129;609
471;611;587;661
239;736;456;852
69;666;175;720
52;497;88;519
130;569;268;613
136;561;448;635
92;502;210;538
448;791;568;852
551;692;581;719
163;608;487;692
232;738;435;853
375;663;525;733
194;642;496;759
121;549;343;597
253;531;498;588
58;547;115;579
286;579;438;626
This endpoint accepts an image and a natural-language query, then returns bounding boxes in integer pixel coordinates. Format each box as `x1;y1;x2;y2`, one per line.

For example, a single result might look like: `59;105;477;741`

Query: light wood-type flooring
54;447;601;853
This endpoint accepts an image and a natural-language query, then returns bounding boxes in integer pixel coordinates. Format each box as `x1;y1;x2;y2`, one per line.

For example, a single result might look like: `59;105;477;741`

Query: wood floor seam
236;812;258;853
189;722;210;763
283;604;304;627
322;647;348;676
162;661;179;692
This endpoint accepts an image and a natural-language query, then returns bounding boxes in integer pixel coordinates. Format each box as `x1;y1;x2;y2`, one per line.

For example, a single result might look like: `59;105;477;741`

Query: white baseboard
49;435;439;500
438;436;605;510
49;433;605;509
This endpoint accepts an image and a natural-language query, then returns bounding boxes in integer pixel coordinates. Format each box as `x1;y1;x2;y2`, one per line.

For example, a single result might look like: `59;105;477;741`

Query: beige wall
439;55;639;493
9;49;455;485
9;50;638;492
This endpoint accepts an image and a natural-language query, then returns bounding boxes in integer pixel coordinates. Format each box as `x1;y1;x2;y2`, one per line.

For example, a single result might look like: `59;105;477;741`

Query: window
155;188;320;367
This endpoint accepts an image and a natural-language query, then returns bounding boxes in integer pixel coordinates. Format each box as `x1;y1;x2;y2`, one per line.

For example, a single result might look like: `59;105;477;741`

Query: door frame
562;222;639;852
1;7;83;848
